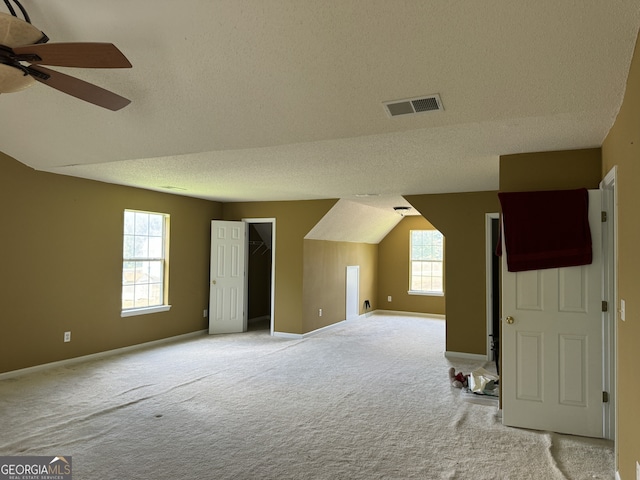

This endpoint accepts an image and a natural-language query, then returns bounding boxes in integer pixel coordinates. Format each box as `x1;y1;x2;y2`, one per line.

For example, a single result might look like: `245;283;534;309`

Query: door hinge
602;300;608;312
601;211;607;222
603;391;609;403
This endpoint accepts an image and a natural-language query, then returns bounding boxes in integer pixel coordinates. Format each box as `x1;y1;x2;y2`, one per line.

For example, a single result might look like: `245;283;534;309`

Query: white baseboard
445;351;488;361
615;470;621;480
0;329;207;380
274;319;348;339
375;309;446;320
274;310;389;339
274;310;431;339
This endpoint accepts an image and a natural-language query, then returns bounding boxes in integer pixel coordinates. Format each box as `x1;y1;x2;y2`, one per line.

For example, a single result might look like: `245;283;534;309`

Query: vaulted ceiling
1;1;639;227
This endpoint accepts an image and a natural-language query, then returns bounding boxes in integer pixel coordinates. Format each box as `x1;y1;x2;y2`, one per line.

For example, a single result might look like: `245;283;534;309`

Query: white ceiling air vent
383;94;443;118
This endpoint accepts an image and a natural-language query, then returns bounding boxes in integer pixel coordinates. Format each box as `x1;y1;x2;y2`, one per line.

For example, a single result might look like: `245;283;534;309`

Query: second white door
346;266;359;320
209;220;246;334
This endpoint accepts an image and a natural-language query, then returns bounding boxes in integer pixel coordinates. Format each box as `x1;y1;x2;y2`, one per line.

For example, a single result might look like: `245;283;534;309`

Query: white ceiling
2;1;639;232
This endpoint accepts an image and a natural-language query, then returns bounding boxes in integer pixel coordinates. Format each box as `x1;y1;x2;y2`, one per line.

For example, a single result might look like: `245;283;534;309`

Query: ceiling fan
0;0;132;110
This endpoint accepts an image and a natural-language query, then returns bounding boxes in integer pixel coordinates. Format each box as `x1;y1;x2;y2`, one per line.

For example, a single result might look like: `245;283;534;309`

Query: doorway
244;218;276;335
485;213;500;371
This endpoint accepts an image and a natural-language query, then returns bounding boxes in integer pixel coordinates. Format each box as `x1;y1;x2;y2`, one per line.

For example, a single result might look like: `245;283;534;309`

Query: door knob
505;316;514;324
212;280;217;285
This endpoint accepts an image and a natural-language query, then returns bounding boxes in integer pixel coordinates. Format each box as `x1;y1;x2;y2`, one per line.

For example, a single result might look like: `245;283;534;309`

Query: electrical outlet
318;308;323;317
387;296;392;302
203;309;208;318
64;331;71;343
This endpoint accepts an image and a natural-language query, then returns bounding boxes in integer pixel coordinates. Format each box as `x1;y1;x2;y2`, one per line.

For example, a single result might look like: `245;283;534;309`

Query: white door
346;266;359;320
209;220;246;334
502;190;603;437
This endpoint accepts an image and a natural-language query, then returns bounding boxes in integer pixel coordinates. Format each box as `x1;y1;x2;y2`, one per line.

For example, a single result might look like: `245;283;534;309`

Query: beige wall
602;27;640;480
0;153;221;374
303;240;378;332
222;200;337;334
377;216;445;316
500;148;602;192
404;192;500;355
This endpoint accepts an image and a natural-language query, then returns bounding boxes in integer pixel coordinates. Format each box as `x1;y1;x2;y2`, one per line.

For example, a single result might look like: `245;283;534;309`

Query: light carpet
0;313;614;479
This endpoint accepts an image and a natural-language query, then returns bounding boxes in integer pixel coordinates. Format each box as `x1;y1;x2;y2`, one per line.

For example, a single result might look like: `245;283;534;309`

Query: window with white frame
122;210;170;315
409;229;444;295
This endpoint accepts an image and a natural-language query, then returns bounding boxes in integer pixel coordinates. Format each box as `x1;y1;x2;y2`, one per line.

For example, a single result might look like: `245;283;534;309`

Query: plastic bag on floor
469;367;499;396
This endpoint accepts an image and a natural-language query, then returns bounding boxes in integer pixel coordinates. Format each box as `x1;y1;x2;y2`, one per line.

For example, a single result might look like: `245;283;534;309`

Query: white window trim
121;305;172;318
408;290;444;297
409;229;444;295
121;209;170;315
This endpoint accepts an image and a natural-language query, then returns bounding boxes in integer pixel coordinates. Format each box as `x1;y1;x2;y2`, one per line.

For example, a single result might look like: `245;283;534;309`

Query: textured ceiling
1;1;639;241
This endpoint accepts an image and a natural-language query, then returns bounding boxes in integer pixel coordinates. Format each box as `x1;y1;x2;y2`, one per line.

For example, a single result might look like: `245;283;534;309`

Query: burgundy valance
497;188;592;272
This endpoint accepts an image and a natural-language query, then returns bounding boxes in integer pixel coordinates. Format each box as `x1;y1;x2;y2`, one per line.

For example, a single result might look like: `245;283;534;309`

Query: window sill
408;291;444;297
121;305;172;318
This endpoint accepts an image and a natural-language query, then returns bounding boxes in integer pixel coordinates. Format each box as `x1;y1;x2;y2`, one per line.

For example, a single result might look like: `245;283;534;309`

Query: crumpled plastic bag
468;367;499;395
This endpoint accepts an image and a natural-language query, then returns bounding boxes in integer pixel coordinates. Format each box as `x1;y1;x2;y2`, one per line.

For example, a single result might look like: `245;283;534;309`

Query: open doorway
485;213;500;373
244;219;276;335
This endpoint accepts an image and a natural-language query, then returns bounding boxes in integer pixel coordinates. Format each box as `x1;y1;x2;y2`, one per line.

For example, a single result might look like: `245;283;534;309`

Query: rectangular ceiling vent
383;94;443;118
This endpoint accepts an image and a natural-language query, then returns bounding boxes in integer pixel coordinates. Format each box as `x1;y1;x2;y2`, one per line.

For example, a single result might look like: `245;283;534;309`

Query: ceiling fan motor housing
0;12;45;47
0;62;34;92
0;12;45;92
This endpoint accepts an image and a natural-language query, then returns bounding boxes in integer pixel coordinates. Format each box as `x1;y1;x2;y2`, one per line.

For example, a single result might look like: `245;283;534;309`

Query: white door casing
209;220;246;334
600;168;617;442
502;190;603;438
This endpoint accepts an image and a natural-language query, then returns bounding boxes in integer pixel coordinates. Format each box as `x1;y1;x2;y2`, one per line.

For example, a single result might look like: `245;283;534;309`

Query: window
409;229;444;295
122;210;170;316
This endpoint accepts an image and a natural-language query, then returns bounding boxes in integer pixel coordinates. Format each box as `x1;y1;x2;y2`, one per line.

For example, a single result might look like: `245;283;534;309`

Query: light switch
621;299;626;321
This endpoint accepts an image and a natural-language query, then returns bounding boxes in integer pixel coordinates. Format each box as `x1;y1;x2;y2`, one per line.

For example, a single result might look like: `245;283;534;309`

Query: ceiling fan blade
13;43;132;68
27;65;131;111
